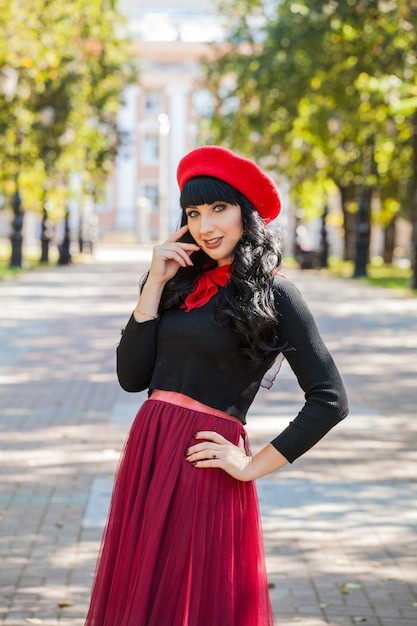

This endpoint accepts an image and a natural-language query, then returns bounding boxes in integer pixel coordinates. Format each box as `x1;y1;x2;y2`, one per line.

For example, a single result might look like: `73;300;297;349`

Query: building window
144;90;162;115
142;134;159;163
143;184;159;212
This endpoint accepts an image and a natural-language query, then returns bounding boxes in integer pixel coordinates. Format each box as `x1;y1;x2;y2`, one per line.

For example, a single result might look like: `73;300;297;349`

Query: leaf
57;600;72;608
346;582;363;590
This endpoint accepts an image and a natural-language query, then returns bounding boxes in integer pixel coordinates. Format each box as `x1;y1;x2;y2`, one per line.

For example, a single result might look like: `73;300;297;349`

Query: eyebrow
185;201;225;209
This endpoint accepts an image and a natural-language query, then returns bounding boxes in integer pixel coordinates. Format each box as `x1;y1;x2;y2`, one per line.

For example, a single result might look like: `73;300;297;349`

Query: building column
166;84;191;232
115;84;139;231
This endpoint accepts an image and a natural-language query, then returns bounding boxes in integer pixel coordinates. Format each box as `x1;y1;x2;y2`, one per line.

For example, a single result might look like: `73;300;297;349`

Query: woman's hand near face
147;225;200;286
133;226;199;322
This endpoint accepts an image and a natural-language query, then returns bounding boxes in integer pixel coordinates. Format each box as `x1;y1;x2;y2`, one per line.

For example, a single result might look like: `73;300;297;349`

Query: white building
99;1;224;243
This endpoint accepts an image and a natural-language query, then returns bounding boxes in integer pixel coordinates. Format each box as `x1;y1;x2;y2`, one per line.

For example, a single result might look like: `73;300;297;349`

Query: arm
116;225;200;391
116;315;159;392
186;277;348;478
269;277;349;462
133;224;199;322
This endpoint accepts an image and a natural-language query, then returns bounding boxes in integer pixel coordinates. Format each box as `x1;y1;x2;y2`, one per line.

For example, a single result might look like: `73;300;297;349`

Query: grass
324;257;415;292
0;241;60;281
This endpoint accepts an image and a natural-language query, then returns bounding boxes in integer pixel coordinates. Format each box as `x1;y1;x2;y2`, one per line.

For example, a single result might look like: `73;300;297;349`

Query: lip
203;237;223;249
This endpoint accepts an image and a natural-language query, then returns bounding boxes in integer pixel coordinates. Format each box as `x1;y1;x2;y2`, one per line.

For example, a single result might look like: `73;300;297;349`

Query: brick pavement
0;246;416;626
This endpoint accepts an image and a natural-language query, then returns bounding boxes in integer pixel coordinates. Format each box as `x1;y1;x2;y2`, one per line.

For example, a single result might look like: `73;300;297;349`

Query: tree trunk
339;185;356;261
382;215;396;265
411;194;417;289
353;187;372;278
9;187;24;269
410;111;417;289
40;206;53;263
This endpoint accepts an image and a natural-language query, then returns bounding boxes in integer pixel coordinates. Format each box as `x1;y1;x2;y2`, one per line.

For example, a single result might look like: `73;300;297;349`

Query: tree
207;0;417;285
0;0;136;265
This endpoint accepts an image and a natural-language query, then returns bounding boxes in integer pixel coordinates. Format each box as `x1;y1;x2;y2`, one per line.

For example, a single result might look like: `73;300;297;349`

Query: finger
167;244;200;265
192;458;222;470
158;242;200;262
165;224;190;243
156;246;195;267
186;441;218;457
194;431;227;444
187;449;220;463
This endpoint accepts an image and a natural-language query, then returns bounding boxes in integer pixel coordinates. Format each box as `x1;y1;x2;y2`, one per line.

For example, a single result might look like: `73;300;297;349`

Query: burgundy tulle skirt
84;392;274;626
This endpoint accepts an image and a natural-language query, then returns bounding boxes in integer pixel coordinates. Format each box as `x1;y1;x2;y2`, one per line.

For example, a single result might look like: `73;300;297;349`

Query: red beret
177;145;281;223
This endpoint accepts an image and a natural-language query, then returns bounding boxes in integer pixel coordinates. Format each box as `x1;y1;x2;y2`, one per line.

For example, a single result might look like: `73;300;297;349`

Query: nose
199;212;215;235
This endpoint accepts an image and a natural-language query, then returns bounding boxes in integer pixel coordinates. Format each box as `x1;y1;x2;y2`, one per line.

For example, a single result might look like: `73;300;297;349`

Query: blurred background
1;0;416;289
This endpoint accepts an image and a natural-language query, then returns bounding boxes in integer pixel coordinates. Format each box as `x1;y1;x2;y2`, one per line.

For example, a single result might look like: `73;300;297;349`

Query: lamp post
410;190;417;290
353;194;371;277
39;106;55;263
318;204;329;268
9;180;24;268
8;128;24;269
58;205;72;265
353;141;374;278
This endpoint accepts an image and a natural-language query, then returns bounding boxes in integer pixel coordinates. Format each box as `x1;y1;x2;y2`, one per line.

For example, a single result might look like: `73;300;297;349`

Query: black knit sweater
116;276;348;463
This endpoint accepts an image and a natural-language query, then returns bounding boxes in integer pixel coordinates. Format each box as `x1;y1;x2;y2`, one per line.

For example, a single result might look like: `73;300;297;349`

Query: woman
85;146;348;626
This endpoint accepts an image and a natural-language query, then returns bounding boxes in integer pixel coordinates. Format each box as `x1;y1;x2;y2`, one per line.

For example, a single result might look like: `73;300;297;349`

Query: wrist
146;271;169;289
247;444;288;480
133;308;158;321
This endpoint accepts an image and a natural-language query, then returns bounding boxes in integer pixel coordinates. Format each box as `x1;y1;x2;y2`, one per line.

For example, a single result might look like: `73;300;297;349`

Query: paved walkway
0;245;416;626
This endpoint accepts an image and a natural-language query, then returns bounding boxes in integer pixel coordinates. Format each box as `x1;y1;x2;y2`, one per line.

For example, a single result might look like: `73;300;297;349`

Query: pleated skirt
84;392;274;626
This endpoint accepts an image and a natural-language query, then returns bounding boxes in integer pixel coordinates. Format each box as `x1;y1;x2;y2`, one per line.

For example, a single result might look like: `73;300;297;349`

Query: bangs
180;176;241;209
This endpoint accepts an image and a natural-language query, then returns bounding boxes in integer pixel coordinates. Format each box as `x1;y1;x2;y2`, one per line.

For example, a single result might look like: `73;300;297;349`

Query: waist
150;390;241;425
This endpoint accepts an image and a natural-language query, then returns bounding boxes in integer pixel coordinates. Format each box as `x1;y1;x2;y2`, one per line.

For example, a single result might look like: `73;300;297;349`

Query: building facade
98;1;223;243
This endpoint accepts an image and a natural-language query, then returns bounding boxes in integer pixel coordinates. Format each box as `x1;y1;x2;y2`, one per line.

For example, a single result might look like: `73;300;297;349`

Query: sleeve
270;277;349;463
116;313;159;392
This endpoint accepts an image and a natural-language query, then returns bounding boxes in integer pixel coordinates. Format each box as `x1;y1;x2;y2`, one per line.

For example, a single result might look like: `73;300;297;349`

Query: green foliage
0;0;136;220
325;257;414;292
207;0;417;227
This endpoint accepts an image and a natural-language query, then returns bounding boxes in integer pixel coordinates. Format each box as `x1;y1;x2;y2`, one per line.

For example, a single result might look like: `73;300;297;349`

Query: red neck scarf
180;264;232;312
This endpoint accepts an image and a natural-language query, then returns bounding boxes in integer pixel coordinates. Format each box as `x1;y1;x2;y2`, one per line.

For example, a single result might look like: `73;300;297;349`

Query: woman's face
184;201;243;266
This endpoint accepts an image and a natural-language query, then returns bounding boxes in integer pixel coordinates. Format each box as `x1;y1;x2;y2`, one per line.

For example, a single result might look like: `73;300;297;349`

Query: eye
186;209;199;219
213;203;227;212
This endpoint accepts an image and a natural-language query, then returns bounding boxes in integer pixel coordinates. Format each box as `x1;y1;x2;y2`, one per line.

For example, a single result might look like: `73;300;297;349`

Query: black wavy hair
146;175;284;362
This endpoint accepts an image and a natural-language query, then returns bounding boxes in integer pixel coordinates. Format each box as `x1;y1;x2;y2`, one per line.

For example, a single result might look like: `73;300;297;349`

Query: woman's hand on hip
185;432;289;481
148;225;200;285
185;431;255;482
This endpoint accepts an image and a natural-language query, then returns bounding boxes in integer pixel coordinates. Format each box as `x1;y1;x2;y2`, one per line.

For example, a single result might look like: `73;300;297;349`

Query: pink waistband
150;390;241;425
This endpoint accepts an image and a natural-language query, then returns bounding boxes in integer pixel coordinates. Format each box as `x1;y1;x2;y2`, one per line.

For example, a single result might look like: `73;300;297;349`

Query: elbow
117;370;146;393
117;376;137;393
118;379;141;393
334;384;349;422
308;382;349;425
325;368;349;423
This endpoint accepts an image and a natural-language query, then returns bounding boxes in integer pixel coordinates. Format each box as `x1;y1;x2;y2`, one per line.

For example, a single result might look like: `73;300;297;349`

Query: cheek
187;220;198;240
232;215;244;238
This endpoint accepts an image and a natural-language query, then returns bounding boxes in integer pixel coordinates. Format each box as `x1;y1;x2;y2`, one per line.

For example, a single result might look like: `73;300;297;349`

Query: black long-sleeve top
117;276;348;463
